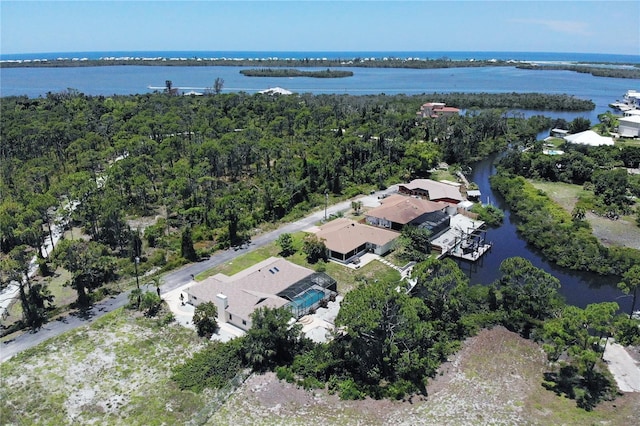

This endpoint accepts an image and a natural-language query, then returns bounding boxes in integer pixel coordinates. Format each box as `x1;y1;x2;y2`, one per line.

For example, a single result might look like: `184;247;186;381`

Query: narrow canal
458;154;632;312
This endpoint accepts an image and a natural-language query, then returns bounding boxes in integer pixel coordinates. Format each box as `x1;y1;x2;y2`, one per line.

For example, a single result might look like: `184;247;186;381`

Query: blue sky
1;1;638;55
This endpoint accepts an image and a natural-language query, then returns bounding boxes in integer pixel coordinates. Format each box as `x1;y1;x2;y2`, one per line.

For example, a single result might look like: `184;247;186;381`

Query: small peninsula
239;68;353;78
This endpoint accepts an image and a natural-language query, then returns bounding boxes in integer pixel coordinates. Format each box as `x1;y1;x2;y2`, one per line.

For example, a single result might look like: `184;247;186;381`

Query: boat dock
431;214;492;262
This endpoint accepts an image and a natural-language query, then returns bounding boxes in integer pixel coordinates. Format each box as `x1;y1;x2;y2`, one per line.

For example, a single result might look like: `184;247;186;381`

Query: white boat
610;90;640;111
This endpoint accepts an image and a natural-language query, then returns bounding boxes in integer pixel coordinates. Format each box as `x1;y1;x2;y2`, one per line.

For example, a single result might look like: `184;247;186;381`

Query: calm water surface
1;65;634;121
461;155;631;312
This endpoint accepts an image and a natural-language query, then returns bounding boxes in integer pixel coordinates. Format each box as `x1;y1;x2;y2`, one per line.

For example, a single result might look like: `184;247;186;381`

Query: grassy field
0;307;209;425
528;180;587;212
530;180;640;250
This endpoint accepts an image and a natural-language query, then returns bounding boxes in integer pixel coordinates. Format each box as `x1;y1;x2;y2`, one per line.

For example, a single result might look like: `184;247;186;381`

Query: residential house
185;257;337;330
417;102;460;119
564;130;614;146
314;218;399;263
618;116;640;138
365;193;450;233
398;179;465;204
550;128;569;138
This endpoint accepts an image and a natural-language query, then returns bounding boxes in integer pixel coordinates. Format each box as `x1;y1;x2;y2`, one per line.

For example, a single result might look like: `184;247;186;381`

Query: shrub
149;249;167;267
172;339;243;392
157;312;175;327
275;366;295;383
337;378;365;400
193;302;218;338
614;316;640;346
469;203;504;227
298;376;324;390
144;220;166;247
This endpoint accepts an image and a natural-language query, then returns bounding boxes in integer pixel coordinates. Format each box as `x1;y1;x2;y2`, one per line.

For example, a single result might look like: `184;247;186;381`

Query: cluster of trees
420;93;594;111
239;68;353;78
541;302;621;410
173;256;638;408
469;203;504;226
2;90;564;324
516;64;640;80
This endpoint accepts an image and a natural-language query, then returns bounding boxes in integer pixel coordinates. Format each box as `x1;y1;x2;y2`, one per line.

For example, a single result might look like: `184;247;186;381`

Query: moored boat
610;90;640;111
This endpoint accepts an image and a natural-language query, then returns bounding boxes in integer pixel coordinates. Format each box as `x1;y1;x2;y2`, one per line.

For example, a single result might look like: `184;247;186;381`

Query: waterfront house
618;116;640;138
398;179;465;204
416;102;460;119
186;257;337;330
564;130;614;146
313;218;399;263
365;193;450;232
550;128;569;138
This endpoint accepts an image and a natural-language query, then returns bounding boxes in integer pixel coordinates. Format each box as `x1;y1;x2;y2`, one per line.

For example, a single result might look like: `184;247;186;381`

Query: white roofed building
618;116;640;138
259;87;293;95
564;130;614;146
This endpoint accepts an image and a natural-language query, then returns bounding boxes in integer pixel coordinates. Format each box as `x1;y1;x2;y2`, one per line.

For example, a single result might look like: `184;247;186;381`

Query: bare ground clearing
2;314;638;425
211;327;640;425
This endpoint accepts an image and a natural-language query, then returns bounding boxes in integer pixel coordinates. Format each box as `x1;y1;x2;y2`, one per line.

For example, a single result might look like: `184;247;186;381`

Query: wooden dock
447;242;492;261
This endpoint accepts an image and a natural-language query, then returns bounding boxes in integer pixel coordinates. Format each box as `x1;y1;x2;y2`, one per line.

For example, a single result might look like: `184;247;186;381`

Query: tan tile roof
366;194;448;224
399;179;464;202
186;257;314;320
315;218;399;254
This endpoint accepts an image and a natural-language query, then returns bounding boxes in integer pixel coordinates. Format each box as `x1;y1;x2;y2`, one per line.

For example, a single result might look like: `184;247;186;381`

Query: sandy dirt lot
210;327;640;425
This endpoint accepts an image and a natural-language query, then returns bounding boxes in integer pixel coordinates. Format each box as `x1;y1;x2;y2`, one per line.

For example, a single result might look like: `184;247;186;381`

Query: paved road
1;188;394;363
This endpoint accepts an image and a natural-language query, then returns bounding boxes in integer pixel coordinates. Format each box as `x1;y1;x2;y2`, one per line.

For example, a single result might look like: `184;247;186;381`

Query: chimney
215;293;228;322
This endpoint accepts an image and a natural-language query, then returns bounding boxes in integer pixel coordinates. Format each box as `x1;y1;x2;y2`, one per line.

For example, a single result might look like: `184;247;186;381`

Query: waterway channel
458;153;631;312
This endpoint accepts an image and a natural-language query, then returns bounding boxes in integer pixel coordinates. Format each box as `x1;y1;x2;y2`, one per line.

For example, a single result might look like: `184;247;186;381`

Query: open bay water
1;65;634;124
1;50;638;125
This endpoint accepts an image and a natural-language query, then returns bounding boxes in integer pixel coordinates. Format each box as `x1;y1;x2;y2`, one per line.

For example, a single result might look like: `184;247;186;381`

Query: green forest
0;90;608;324
0;90;588;326
2;89;639;411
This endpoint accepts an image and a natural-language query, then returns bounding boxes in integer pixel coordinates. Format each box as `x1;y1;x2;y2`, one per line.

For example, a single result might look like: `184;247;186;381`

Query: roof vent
273;266;280;272
269;269;275;274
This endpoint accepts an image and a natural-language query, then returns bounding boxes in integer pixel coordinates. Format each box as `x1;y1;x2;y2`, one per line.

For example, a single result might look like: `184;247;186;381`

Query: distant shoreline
2;57;637;79
240;68;353;78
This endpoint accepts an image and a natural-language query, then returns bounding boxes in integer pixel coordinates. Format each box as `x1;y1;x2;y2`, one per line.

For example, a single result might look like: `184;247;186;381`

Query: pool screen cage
278;272;338;317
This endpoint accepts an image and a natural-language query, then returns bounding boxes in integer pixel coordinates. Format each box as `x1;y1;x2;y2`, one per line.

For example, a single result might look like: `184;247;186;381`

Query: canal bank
457;153;631;312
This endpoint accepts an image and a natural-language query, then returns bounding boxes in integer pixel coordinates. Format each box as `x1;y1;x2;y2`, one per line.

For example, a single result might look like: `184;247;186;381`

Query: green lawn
529;180;586;212
530;179;640;249
195;244;281;280
194;231;401;293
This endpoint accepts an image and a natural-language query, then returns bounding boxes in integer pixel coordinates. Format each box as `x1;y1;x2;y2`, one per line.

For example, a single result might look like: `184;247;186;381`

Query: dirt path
603;339;640;392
